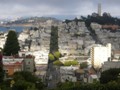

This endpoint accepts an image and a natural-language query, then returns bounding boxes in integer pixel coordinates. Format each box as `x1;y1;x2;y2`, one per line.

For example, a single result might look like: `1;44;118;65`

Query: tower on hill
98;3;101;16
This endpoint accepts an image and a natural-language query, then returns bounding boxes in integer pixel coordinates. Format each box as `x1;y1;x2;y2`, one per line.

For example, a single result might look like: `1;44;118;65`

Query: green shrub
54;51;61;59
49;53;55;61
53;60;63;66
80;62;88;69
64;60;78;66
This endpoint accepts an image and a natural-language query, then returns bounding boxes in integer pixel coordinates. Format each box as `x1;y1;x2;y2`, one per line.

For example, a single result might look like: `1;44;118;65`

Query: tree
12;71;45;90
13;80;37;90
3;30;20;56
80;62;88;69
0;66;4;83
0;52;4;83
50;26;58;53
100;68;120;84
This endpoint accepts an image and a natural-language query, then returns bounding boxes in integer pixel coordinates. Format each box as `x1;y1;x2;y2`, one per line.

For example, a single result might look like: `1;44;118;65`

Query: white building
90;23;102;30
0;32;7;48
90;43;111;68
60;66;79;82
32;51;48;65
3;56;23;65
19;51;48;65
88;74;99;83
18;32;29;42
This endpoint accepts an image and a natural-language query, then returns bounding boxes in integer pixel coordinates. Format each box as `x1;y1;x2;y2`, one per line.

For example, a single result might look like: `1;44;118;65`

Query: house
102;61;120;71
88;74;99;83
82;67;99;83
60;66;79;82
3;56;24;76
3;55;36;77
32;51;49;65
19;51;48;81
90;23;102;30
75;56;89;64
19;51;49;65
23;55;35;73
75;69;85;81
4;62;23;76
112;50;120;60
61;75;77;82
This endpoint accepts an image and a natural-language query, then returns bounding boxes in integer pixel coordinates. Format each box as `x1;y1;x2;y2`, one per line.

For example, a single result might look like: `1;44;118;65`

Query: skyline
0;0;120;20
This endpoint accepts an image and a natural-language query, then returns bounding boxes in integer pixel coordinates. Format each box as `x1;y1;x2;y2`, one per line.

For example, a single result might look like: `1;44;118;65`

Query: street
46;63;60;89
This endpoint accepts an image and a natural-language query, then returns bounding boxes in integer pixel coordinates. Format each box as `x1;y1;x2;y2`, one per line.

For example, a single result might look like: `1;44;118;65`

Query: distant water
0;26;30;33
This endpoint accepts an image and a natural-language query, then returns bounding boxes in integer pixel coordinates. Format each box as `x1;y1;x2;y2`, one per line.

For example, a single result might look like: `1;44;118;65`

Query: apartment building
90;43;111;68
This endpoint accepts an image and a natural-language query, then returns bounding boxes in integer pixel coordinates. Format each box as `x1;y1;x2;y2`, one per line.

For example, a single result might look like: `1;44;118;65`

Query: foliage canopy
3;30;20;56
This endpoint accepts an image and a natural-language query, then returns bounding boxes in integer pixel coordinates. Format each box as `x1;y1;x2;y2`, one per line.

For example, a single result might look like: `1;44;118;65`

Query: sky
0;0;120;20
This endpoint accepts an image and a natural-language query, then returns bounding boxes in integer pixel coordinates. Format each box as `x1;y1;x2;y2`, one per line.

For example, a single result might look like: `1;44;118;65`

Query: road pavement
46;63;60;89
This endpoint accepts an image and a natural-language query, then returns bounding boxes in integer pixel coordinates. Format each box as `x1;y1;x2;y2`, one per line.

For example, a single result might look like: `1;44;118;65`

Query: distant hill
5;17;61;26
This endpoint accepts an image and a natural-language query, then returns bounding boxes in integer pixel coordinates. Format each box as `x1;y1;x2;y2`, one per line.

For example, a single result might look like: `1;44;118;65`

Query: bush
53;60;63;66
64;60;78;66
55;81;120;90
54;51;61;59
49;53;55;61
80;62;88;69
0;71;45;90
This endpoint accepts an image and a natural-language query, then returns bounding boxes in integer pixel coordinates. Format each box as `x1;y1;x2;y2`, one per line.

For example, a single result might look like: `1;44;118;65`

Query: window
5;70;8;73
28;61;30;64
26;67;30;70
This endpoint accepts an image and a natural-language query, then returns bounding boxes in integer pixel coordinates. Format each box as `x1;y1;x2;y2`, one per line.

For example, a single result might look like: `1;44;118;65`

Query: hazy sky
0;0;120;19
